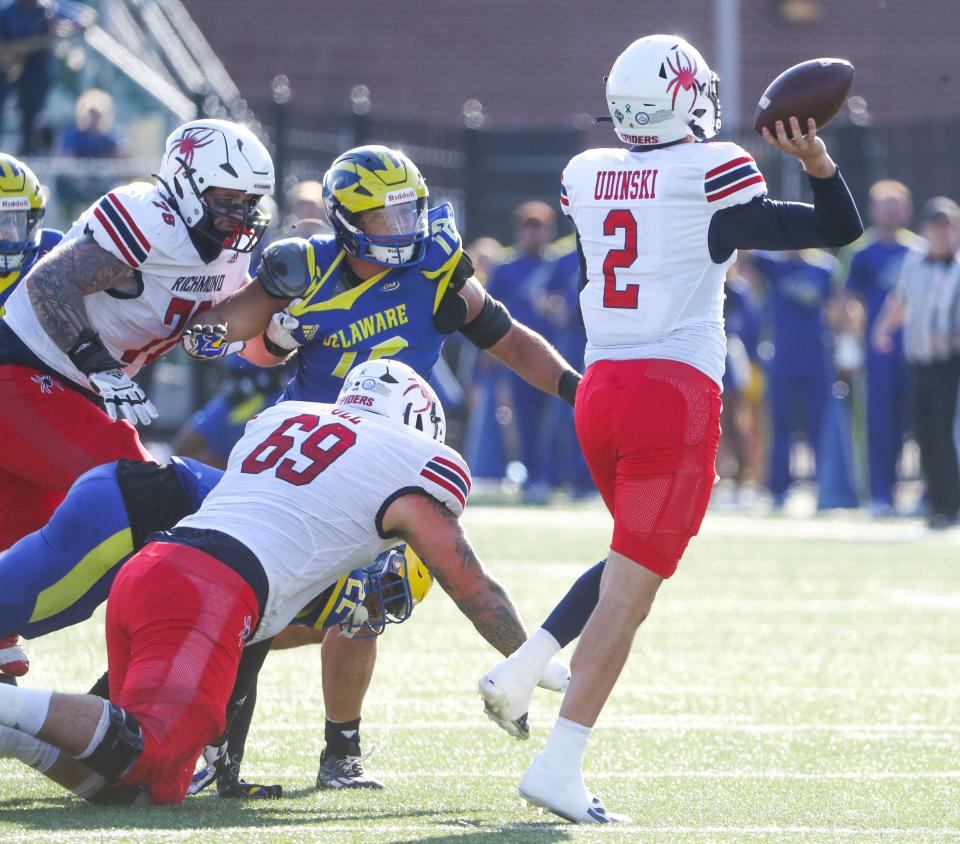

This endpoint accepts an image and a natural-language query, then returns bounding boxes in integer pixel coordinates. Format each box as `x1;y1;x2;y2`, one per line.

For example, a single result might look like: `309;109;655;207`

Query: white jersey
3;181;251;388
561;141;767;386
178;401;472;644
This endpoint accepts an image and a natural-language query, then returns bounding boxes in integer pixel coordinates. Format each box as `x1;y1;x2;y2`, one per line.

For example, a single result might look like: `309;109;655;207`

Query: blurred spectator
750;249;836;508
466;236;504;285
873;197;960;528
287;179;327;235
838;179;920;515
719;265;763;496
466;201;558;499
61;88;120;157
539;242;593;497
57;89;123;222
0;0;53;154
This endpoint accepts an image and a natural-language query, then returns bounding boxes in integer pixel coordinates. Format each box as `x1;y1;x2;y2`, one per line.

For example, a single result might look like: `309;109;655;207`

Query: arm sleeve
708;168;864;263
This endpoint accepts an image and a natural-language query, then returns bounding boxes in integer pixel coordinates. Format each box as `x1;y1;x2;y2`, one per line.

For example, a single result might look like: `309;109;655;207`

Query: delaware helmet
345;547;434;637
0;154;44;274
336;359;445;443
606;34;720;145
156;119;274;254
322;145;429;267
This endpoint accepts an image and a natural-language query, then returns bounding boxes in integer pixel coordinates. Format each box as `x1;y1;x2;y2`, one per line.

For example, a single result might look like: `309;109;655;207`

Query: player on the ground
0;153;62;317
478;34;863;823
0;118;275;678
0;359;563;807
179;145;581;789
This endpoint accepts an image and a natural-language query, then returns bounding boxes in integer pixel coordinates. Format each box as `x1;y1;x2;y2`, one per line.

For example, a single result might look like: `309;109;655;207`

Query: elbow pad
255;238;313;299
460;292;512;349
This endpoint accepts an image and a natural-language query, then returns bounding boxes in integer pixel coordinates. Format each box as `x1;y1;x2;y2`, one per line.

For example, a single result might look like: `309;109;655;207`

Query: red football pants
0;364;152;549
575;358;722;578
105;542;259;805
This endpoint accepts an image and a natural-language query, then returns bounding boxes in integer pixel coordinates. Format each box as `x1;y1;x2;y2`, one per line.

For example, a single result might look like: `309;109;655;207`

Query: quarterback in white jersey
480;34;862;824
0;361;563;807
0;118;274;553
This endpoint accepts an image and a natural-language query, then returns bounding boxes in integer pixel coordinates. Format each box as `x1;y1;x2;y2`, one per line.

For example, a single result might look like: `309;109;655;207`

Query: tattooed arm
26;234;137;354
382;492;528;656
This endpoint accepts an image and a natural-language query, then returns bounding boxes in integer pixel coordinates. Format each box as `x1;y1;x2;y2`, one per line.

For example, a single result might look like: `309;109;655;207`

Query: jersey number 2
602;209;639;309
241;415;357;486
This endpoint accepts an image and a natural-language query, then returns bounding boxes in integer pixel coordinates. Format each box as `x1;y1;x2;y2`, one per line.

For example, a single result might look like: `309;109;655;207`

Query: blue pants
865;350;910;506
0;462;133;639
767;360;828;498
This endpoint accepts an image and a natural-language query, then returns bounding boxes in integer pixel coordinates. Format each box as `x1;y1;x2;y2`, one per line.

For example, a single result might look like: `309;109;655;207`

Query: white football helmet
156;119;275;253
606;34;720;146
336;359;446;443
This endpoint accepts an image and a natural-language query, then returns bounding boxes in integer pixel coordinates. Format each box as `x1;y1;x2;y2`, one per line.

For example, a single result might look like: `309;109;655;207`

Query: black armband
449;249;475;293
68;328;122;375
261;330;292;358
460;292;512;349
559;370;582;406
255;238;312;299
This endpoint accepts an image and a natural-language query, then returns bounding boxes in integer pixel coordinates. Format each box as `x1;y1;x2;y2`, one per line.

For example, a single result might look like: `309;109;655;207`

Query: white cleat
478;658;538;740
518;752;631;825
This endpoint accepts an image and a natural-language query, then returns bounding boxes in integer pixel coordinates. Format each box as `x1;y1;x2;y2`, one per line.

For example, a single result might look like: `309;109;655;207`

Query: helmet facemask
339;549;412;638
0;206;43;273
333;196;428;267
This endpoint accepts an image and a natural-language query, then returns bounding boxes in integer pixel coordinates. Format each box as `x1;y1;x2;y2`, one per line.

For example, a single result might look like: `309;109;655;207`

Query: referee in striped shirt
873;197;960;527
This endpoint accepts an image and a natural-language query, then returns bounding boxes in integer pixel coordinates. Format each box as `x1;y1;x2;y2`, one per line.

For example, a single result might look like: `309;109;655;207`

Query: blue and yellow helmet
0;153;44;274
322;145;429;268
354;546;433;637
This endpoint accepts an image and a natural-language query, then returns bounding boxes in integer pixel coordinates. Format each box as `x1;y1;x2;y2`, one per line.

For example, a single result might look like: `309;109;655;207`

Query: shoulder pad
256;237;313;299
423;204;464;272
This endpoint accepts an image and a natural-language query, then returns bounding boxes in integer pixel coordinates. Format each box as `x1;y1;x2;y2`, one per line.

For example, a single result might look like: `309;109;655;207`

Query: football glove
182;324;245;360
88;369;158;426
263;299;304;356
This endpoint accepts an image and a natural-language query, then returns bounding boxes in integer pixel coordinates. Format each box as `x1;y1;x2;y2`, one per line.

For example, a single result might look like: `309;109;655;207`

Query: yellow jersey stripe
29;528;134;623
423;245;464;315
289;246;345;317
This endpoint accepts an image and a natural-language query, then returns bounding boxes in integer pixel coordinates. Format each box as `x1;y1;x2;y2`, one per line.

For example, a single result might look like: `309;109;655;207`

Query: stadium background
2;0;957;504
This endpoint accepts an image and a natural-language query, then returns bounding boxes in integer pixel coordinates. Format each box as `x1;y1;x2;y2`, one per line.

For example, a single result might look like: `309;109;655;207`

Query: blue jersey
0;228;62;313
752;250;834;364
281;204;465;403
845;231;918;329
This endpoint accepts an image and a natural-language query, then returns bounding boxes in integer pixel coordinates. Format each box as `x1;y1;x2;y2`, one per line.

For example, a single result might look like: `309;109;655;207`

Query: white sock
75;698;111;760
0;724;60;772
72;771;107;800
0;684;52;736
509;628;561;679
541;716;592;769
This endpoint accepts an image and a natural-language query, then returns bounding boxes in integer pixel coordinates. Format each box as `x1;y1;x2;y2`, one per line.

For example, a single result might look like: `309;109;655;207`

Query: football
753;58;855;135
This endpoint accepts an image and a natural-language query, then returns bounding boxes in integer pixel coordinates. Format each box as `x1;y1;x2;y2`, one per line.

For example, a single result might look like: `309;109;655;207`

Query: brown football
753;58;855;135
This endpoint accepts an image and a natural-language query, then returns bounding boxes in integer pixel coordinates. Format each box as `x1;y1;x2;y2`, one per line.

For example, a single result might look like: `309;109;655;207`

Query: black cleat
316;744;384;790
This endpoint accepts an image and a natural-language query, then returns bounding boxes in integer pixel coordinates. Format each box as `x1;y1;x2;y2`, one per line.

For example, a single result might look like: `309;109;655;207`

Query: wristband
559;370;581;406
68;329;122;375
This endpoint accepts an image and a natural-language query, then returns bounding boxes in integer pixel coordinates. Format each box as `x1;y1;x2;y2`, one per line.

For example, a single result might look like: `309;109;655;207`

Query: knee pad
82;702;144;784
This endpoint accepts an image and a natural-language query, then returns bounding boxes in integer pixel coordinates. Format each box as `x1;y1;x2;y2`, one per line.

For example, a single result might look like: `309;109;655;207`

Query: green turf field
3;504;959;842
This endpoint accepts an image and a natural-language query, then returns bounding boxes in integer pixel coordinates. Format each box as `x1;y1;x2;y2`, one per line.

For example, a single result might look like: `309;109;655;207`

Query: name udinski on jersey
171;274;226;294
592;169;659;202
